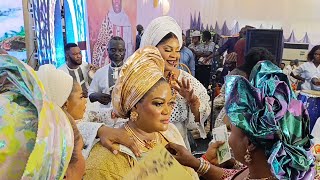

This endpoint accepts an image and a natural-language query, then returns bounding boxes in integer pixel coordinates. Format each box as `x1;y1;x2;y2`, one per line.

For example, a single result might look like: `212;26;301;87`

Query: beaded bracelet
201;154;208;161
196;157;211;176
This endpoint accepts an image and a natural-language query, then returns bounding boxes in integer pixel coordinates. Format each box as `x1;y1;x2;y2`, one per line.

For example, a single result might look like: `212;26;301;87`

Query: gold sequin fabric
112;46;165;118
84;124;199;180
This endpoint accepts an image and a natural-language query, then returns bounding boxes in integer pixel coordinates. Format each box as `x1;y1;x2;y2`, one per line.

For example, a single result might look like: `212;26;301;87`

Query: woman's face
157;37;181;72
228;119;248;164
314;49;320;63
134;82;175;133
66;83;87;120
66;137;85;180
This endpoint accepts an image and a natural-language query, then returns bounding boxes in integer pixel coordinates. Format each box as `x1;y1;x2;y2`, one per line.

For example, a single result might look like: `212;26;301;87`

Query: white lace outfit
171;70;211;150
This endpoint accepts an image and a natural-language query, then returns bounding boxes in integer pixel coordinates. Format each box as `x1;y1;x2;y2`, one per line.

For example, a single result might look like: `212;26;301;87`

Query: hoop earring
244;149;252;164
130;111;139;121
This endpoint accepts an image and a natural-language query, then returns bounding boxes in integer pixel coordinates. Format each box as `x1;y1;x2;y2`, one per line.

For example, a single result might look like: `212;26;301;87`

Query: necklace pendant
124;123;160;151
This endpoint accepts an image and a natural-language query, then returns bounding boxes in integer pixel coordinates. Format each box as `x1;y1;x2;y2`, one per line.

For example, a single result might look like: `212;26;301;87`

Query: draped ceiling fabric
138;0;320;48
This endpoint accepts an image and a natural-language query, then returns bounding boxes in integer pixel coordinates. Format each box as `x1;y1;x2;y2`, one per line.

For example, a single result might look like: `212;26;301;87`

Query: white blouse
293;61;320;90
170;70;211;149
77;121;103;159
78;103;127;159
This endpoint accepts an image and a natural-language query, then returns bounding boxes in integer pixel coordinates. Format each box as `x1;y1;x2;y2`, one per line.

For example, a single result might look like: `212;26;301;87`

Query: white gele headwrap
37;64;74;107
140;16;183;49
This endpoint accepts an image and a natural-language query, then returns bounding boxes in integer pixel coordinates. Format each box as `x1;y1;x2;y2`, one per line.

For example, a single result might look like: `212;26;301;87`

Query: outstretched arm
97;125;141;156
290;72;305;81
166;142;225;180
77;122;140;159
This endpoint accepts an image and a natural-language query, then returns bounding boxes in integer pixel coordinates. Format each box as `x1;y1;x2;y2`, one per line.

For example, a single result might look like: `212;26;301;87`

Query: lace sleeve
181;70;211;139
213;84;225;108
215;108;226;128
77;121;103;159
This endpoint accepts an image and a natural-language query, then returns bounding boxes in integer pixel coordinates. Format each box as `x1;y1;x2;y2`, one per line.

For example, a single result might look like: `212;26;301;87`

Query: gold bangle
202;160;210;175
197;157;211;176
196;158;204;174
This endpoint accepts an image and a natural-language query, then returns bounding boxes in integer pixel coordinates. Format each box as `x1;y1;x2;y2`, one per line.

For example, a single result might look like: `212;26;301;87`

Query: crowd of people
0;15;319;180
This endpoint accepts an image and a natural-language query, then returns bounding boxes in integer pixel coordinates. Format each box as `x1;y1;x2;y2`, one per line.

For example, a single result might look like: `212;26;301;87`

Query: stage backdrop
31;0;64;67
87;0;137;67
64;0;90;64
137;0;320;46
0;1;27;61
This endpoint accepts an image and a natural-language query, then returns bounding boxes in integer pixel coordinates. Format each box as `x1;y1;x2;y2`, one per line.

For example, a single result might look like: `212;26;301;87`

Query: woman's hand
167;143;226;180
97;126;141;157
172;77;201;122
172;77;198;104
204;141;225;165
165;142;200;170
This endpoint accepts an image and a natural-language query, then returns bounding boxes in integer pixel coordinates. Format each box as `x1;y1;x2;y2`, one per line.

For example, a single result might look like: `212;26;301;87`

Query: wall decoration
31;0;64;67
0;2;26;61
64;0;89;63
87;0;137;67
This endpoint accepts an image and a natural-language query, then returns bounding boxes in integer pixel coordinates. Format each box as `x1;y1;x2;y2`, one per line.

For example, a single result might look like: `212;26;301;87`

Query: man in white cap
188;31;202;62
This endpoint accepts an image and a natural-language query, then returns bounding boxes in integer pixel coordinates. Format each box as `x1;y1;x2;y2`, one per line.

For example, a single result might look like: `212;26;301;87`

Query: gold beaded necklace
124;123;161;151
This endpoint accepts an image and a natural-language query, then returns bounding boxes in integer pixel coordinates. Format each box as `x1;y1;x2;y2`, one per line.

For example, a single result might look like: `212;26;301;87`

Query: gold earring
130;111;139;121
244;149;252;164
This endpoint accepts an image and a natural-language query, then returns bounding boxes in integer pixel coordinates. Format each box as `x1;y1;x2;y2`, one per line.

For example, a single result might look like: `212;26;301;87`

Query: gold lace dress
84;123;199;180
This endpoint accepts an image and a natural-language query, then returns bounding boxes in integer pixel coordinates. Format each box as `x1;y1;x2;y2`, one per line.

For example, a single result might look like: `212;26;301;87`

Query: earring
62;105;68;111
244;149;252;164
130;111;139;121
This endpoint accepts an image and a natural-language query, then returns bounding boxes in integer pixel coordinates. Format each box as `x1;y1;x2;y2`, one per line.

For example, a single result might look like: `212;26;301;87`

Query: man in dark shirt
135;24;143;50
217;36;239;55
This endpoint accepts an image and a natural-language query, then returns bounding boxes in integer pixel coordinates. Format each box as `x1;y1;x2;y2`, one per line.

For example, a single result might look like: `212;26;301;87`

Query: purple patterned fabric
225;61;315;179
